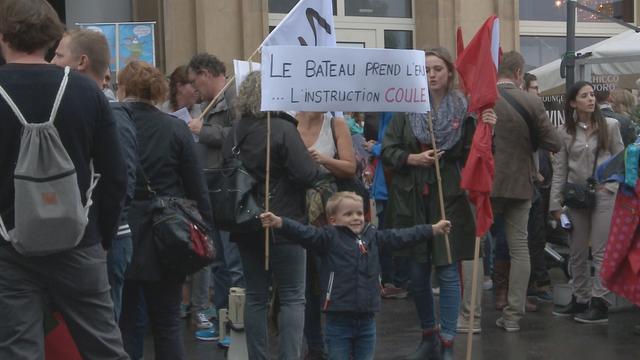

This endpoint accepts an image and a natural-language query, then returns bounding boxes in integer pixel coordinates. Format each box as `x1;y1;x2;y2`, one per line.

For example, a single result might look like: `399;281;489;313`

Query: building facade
48;0;638;75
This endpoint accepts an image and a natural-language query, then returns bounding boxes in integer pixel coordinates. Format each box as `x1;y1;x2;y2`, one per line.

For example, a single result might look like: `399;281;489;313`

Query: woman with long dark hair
550;81;624;324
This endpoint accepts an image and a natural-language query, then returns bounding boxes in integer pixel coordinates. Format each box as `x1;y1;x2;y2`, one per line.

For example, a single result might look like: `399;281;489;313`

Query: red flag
457;15;500;237
600;183;640;307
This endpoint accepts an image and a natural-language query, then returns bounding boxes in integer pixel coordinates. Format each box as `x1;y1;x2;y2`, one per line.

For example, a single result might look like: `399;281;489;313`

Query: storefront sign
542;94;565;128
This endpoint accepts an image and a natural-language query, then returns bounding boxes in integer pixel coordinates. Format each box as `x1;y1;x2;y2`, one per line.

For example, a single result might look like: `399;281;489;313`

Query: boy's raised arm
260;212;332;252
375;224;434;251
376;220;451;250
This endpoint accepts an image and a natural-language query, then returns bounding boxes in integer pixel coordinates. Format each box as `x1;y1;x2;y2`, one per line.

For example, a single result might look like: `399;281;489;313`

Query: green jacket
381;113;476;265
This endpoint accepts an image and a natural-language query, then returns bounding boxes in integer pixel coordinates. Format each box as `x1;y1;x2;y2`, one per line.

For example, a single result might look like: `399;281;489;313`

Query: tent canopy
531;30;640;95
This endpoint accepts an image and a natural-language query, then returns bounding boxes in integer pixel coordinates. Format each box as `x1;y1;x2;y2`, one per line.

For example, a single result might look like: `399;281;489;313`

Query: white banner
261;0;336;47
233;60;261;94
261;46;430;112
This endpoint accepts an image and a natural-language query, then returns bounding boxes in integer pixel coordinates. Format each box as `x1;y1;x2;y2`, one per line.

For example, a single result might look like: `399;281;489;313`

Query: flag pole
465;235;482;360
426;112;452;263
197;46;262;121
265;111;272;271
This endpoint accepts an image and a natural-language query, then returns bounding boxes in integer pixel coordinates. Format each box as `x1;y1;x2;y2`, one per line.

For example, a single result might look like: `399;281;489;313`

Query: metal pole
566;0;577;93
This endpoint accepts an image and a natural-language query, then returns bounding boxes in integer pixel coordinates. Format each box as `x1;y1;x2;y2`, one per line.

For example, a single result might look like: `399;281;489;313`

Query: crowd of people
1;1;640;360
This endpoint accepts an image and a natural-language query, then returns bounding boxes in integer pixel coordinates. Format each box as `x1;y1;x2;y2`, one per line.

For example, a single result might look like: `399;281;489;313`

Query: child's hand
260;212;283;229
433;220;452;235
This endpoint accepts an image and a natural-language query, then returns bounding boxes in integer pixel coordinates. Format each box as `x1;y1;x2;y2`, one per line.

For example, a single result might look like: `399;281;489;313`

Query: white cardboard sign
261;46;430;112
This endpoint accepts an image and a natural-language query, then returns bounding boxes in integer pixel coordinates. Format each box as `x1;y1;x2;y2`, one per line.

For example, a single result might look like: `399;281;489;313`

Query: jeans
107;234;133;322
190;265;211;313
238;241;306;360
409;260;461;340
120;279;184;360
0;244;128;360
528;188;550;288
305;252;326;354
492;216;510;262
325;312;376;360
492;198;532;323
213;231;245;314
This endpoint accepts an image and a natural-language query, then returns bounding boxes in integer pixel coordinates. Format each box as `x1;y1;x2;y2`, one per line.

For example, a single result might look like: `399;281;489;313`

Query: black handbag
562;139;600;209
205;126;264;233
139;168;215;277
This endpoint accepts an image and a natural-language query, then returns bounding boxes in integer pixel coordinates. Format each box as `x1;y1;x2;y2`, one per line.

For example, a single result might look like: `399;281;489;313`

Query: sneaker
482;277;493;291
552;296;588;317
179;303;191;319
203;306;217;321
194;311;213;329
574;297;608;324
195;328;219;341
381;283;408;299
432;287;440;296
217;336;231;349
495;317;520;332
456;315;481;334
528;287;553;302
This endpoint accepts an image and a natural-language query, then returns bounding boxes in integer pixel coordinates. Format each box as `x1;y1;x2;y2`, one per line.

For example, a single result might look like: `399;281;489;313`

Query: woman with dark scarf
381;47;496;360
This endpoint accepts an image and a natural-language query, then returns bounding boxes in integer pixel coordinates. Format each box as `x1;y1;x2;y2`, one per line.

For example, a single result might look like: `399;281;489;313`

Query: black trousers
528;188;551;288
120;278;184;360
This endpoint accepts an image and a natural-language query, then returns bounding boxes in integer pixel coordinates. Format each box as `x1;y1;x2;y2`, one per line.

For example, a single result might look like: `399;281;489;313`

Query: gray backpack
0;66;100;256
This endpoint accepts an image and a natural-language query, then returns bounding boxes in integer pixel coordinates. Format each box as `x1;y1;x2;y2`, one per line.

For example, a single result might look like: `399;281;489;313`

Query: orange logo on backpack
42;192;58;205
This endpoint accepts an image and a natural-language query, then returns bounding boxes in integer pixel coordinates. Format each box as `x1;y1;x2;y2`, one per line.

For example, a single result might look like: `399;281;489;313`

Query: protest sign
261;46;429;112
233;60;261;94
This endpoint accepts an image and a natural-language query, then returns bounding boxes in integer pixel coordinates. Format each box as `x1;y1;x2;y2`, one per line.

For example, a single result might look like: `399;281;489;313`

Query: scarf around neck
408;90;468;151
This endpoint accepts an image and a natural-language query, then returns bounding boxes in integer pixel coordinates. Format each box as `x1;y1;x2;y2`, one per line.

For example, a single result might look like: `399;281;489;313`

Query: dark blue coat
279;218;433;313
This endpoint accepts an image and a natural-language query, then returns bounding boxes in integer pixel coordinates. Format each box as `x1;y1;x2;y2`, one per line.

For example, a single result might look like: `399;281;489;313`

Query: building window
269;0;337;15
345;0;412;18
520;36;606;68
577;0;634;22
520;0;634;22
520;0;567;21
384;30;412;49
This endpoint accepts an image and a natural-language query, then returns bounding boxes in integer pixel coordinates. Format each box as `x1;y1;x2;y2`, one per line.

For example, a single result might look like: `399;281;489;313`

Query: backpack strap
0;82;28;126
0;66;70;126
48;66;71;124
0;212;9;241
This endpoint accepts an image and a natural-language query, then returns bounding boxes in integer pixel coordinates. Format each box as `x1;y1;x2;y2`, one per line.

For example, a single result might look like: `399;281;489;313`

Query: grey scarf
409;90;468;151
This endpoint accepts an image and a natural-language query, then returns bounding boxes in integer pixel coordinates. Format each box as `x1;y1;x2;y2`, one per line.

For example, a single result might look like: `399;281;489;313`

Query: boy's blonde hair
325;191;363;218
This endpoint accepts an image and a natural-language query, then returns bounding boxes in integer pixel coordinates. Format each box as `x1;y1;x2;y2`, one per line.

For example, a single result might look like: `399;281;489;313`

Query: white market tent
531;30;640;95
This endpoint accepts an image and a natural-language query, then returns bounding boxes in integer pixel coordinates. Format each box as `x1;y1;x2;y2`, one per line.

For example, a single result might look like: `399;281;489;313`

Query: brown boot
493;260;510;310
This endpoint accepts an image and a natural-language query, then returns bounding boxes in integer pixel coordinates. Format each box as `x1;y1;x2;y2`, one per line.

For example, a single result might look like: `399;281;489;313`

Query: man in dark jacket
0;1;128;358
260;191;450;359
188;53;244;336
51;28;137;322
596;88;637;146
492;51;562;332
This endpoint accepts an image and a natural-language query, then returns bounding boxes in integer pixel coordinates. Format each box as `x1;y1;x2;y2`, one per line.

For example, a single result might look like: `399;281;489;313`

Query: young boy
260;191;451;360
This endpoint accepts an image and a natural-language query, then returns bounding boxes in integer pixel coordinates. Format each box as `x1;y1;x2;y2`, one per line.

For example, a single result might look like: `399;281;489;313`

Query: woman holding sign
382;47;496;360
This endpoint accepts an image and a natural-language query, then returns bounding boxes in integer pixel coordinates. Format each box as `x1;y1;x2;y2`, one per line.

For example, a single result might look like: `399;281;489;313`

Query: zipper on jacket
323;271;335;310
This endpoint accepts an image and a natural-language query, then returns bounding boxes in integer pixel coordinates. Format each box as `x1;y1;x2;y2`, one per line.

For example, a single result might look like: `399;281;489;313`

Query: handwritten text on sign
261;46;430;112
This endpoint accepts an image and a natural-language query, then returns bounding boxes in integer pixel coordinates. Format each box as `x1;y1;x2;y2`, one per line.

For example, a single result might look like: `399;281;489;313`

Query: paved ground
145;271;640;359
